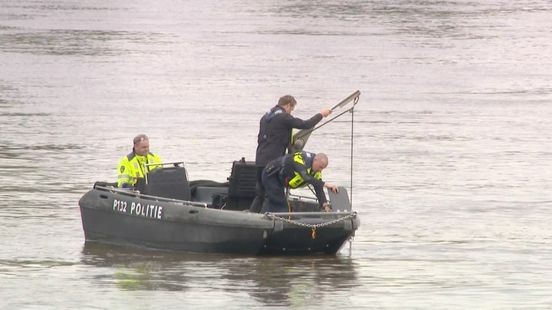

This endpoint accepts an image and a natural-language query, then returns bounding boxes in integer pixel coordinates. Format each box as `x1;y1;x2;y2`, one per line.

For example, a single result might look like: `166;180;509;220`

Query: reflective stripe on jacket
287;152;322;189
117;151;162;188
264;151;328;206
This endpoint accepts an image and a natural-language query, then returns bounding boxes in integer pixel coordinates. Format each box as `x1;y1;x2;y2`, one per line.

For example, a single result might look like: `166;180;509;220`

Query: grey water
1;0;552;308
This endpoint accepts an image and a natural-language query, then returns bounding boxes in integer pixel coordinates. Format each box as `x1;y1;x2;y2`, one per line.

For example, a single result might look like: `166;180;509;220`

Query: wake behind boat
79;91;361;255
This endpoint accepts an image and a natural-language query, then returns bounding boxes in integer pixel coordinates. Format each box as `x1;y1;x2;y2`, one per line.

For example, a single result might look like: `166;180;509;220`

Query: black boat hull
79;187;359;255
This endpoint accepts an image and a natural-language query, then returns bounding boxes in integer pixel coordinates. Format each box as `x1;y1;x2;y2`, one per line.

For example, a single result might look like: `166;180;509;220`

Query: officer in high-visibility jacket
117;134;162;189
261;151;338;213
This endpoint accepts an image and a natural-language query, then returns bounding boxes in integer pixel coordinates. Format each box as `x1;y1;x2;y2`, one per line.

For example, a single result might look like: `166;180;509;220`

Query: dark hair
277;95;297;107
133;134;149;145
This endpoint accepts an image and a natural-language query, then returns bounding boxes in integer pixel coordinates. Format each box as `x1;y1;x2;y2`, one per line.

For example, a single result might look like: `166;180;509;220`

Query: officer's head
133;134;150;156
312;153;328;172
278;95;297;113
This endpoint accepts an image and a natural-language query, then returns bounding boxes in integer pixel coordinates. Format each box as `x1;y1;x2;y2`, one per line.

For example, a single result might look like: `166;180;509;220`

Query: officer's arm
117;159;133;188
149;153;163;170
313;185;328;206
292;160;325;188
291;161;328;206
285;113;323;130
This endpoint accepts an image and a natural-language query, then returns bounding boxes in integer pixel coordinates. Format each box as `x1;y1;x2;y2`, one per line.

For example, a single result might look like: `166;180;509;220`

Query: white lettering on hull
113;199;163;220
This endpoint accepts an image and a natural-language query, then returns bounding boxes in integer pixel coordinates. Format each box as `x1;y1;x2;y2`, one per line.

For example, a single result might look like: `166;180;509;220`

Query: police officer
249;95;332;213
117;134;162;189
261;151;338;213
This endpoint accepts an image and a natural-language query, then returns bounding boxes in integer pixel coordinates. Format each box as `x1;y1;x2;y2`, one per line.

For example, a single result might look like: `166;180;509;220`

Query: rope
265;212;357;240
286;187;292;216
307;184;317;197
350;106;355;206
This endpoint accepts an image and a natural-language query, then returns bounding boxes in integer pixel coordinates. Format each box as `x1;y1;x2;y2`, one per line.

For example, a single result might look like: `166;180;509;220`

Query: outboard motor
226;157;257;210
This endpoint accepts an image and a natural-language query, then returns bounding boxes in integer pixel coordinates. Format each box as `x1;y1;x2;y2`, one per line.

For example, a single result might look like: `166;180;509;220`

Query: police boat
79;91;361;255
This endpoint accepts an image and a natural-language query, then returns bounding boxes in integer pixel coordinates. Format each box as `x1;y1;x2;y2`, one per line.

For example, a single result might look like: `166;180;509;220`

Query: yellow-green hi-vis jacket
287;151;322;189
117;151;162;188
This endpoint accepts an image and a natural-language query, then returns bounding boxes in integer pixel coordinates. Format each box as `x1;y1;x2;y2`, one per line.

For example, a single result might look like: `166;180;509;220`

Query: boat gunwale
91;185;358;220
93;185;208;207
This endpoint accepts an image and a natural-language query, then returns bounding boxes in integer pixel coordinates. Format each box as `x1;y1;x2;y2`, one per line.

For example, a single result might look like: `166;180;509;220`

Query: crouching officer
117;134;162;189
261;151;338;213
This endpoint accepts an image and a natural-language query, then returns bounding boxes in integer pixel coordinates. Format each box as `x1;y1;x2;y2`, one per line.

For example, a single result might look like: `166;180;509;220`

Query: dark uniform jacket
265;151;328;206
255;105;323;166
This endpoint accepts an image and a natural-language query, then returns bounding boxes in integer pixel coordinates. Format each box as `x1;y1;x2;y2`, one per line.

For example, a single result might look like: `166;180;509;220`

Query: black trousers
261;168;288;213
248;167;265;213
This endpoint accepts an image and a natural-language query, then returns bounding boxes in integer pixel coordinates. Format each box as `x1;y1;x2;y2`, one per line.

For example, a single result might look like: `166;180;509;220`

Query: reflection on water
235;255;359;307
81;243;193;291
81;242;358;306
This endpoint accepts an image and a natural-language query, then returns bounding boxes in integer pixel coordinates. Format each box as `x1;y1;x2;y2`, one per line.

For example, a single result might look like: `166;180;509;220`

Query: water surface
1;0;552;308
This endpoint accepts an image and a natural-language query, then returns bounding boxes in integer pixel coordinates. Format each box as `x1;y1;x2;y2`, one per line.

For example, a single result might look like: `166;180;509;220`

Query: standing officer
261;151;338;213
117;134;162;189
248;95;332;213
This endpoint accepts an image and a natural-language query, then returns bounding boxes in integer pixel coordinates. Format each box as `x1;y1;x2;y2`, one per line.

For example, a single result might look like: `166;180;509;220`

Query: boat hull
79;187;359;255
